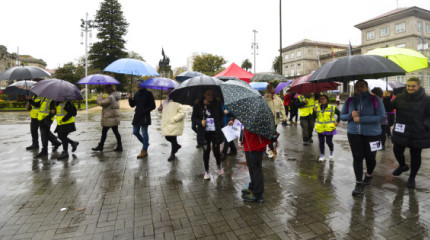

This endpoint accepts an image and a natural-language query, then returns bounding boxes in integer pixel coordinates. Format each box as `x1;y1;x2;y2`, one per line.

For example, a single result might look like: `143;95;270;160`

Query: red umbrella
289;72;339;94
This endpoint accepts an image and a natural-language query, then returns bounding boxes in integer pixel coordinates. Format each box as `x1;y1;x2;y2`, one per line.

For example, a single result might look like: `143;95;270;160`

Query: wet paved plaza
0;105;429;239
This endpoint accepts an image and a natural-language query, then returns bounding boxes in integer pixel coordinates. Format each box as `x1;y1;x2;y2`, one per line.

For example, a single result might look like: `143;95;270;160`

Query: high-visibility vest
30;96;43;119
298;95;317;117
315;105;336;133
37;98;55;121
56;103;75;125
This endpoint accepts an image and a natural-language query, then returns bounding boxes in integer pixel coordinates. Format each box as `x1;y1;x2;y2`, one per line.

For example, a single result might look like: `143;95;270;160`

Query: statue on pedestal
158;48;170;69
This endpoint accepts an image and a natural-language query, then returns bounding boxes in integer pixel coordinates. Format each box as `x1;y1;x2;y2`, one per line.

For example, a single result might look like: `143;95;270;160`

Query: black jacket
129;88;156;126
386;88;430;148
192;99;225;145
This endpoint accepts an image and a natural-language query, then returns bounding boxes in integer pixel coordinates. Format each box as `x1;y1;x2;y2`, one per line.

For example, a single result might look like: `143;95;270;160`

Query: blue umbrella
249;82;269;90
274;80;293;94
78;74;120;85
139;77;179;90
104;58;159;76
175;71;205;82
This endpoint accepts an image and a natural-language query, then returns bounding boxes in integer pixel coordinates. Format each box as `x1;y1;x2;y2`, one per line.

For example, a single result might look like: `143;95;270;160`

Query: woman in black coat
385;77;430;188
192;89;225;180
54;101;79;159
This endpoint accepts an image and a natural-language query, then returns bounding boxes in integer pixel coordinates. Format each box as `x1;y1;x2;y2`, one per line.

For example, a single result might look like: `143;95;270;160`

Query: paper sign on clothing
221;120;243;142
205;118;215;131
394;123;405;133
369;141;383;152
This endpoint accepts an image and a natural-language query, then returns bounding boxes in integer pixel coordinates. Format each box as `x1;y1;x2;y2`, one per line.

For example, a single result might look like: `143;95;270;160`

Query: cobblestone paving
0;108;429;239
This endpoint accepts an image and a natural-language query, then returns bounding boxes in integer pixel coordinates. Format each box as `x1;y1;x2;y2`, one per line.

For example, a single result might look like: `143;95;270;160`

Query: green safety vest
315;105;336;133
37;98;55;121
298;95;317;117
30;96;43;119
56;103;75;125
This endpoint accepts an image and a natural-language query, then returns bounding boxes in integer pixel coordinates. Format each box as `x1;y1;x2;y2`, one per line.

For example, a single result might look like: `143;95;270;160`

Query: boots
36;150;48;158
57;151;69;160
137;150;147;158
71;141;79;152
92;143;103;152
114;143;123;152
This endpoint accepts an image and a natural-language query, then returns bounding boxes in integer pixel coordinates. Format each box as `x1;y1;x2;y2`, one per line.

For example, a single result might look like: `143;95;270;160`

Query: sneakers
217;167;224;175
52;142;62;152
318;154;325;161
137;150;148;158
362;175;373;187
26;145;39;150
203;172;211;180
71;142;79;152
268;150;274;158
329;152;334;161
243;194;264;203
57;151;69;160
406;178;416;189
241;188;252;195
36;151;48;158
352;182;364;196
393;165;409;176
303;141;309;146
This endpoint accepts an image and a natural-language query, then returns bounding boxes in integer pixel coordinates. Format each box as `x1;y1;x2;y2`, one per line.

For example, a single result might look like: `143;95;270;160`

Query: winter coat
129;88;156;126
161;100;186;136
386;87;430;149
191;99;225;145
97;92;121;127
340;91;385;136
264;93;287;125
242;129;271;152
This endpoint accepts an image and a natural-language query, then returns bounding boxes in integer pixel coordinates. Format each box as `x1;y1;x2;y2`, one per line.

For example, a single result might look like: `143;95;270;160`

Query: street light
251;30;258;74
81;12;93;110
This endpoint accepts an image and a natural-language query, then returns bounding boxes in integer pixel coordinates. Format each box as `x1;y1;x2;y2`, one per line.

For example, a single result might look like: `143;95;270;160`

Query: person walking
384;91;396;140
371;87;388;149
297;93;317;145
160;88;186;161
289;92;299;126
241;128;271;203
340;80;385;197
220;105;237;160
36;98;62;158
314;94;340;161
283;91;292;125
128;81;156;158
54;100;79;159
25;95;43;150
192;89;224;180
384;77;430;189
92;84;122;152
264;84;287;158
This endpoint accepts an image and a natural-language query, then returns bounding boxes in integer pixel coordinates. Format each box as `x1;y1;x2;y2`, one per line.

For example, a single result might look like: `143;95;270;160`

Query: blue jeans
133;125;149;150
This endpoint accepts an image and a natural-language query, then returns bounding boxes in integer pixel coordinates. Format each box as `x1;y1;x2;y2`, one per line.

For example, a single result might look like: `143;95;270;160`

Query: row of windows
366;22;430;40
284;50;302;60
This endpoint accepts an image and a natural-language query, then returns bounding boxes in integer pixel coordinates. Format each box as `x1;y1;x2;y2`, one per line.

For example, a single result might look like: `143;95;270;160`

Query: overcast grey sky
1;0;430;73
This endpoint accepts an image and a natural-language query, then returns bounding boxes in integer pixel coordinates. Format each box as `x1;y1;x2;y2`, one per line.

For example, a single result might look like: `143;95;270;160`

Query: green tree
128;51;145;61
192;54;227;76
241;59;252;71
54;62;85;85
88;0;128;71
272;56;282;75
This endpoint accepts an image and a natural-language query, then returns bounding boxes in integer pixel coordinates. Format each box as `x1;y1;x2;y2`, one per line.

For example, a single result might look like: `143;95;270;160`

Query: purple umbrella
274;80;293;94
139;77;179;90
30;79;83;101
78;74;119;85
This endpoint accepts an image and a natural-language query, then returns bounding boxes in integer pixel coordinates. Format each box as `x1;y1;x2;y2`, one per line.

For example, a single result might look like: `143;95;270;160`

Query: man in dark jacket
128;83;156;158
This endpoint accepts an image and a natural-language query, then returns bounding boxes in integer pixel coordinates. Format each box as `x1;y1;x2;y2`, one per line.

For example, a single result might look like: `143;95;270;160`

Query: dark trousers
245;151;264;198
318;134;333;155
100;126;122;146
300;116;315;141
393;144;422;179
221;138;237;155
192;123;205;146
30;117;39;146
39;120;60;152
203;132;221;172
289;108;298;122
58;132;73;152
347;133;379;182
380;124;387;146
268;124;278;151
284;105;289;119
165;136;178;155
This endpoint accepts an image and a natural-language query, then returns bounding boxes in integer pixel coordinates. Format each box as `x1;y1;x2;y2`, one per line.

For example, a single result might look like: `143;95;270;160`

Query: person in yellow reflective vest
54;100;79;159
313;95;340;161
296;93;318;145
36;98;62;158
25;95;43;150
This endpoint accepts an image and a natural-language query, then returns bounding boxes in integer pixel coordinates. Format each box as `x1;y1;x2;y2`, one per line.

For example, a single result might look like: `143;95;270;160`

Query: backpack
345;95;378;113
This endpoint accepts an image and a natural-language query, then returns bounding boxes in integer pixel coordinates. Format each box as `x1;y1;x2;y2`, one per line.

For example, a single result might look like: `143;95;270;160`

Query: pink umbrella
289;72;339;94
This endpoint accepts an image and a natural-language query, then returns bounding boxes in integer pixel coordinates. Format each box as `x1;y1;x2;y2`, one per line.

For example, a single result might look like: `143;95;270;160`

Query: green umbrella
250;73;286;82
365;47;428;72
220;80;275;140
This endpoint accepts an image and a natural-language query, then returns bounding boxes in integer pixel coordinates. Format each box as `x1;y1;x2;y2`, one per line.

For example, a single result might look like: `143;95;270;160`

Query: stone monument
158;48;173;79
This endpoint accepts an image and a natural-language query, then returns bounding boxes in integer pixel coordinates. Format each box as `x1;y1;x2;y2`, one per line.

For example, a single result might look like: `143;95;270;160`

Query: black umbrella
4;86;34;100
169;76;223;106
216;76;240;81
175;71;205;82
0;66;51;81
307;55;406;83
30;79;83;101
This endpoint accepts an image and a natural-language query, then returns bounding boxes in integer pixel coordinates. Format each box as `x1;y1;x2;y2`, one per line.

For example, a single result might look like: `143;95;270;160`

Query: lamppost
251;30;258;74
81;13;93;110
279;0;283;76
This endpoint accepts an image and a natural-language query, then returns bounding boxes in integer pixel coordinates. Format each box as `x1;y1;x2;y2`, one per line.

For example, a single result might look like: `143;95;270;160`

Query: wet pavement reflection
0;106;429;239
